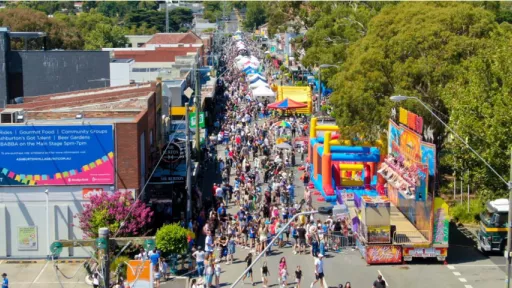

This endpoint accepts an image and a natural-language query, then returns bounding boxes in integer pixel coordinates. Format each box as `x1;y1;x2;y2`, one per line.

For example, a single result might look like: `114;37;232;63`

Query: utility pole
98;228;110;288
165;0;169;33
317;68;322;113
185;103;192;222
506;148;512;288
195;62;201;159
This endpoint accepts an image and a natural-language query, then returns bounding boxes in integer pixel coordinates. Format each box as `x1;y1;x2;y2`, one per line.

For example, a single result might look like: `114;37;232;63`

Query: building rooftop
145;32;203;46
1;83;158;124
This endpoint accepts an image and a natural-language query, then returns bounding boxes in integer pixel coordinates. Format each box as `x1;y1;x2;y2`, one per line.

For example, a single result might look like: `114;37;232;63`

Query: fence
325;234;357;252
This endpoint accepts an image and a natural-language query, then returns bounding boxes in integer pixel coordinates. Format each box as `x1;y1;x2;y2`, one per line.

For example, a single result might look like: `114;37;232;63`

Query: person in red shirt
213;183;218;196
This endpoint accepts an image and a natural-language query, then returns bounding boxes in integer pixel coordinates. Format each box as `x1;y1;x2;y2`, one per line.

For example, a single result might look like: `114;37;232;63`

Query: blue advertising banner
0;125;114;186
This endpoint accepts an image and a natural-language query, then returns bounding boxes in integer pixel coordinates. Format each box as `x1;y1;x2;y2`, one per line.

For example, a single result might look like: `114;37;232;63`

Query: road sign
184;87;194;99
189;112;205;129
164;142;184;161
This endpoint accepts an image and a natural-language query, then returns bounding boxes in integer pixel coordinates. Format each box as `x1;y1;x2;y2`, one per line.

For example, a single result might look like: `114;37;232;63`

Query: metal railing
392;230;430;245
325;234;357;252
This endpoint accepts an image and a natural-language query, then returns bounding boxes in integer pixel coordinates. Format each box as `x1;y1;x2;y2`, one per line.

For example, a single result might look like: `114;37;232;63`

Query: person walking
1;273;8;288
261;261;270;288
193;246;206;277
295;266;303;288
92;273;100;288
242;253;254;286
310;254;325;288
214;259;222;288
373;275;387;288
204;261;214;288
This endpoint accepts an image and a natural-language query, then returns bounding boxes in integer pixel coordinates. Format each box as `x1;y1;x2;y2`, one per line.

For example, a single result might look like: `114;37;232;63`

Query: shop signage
399;107;423;134
189;112;205;129
0;125;114;186
164;143;183;161
82;188;104;200
152;175;185;184
366;245;402;264
18;226;38;251
403;247;447;261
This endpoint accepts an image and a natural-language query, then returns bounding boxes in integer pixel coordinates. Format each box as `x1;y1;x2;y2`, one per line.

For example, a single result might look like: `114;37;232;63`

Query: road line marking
453;272;461;276
459;278;467;283
464;285;473;288
447;265;455;270
377;270;389;287
33;261;49;283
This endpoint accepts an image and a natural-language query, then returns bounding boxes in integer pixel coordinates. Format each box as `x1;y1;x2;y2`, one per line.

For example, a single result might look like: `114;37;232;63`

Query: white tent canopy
249;80;269;89
248;74;266;81
252;85;275;97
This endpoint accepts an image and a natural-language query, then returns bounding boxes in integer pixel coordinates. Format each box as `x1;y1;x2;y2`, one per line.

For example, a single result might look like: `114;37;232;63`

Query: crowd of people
185;34;386;288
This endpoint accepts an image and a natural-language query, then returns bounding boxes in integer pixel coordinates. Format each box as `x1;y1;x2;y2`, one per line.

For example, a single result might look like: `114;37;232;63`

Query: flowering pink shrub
76;191;153;238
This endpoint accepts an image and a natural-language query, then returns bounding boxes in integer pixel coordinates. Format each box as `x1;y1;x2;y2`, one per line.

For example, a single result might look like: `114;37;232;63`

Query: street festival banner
0;125;114;186
366;245;403;264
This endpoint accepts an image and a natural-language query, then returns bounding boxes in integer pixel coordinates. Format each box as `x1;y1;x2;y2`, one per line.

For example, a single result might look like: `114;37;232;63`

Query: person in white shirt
310;254;325;288
192;247;206;277
205;232;214;258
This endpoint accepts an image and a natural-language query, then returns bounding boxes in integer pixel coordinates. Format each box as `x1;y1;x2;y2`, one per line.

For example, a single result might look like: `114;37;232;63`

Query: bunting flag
34;175;41;181
82;165;90;172
63;171;69;178
8;172;15;178
1;168;8;175
408;112;417;131
55;173;62;179
399;108;408;125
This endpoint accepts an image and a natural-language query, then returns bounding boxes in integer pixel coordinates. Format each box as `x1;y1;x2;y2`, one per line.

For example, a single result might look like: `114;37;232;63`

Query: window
132;68;147;72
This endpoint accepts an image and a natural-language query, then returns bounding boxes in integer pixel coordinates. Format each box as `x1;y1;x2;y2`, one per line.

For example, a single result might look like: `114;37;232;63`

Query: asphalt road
207;137;506;288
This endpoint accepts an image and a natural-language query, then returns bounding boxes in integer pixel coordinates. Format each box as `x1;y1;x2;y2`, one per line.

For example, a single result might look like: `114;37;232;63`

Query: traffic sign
165;142;184;161
189;112;205;129
184;87;194;99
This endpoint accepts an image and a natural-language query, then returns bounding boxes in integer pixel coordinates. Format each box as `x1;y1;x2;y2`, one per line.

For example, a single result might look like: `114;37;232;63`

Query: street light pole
185;103;192;222
230;211;317;288
195;62;201;159
45;189;50;259
390;95;512;287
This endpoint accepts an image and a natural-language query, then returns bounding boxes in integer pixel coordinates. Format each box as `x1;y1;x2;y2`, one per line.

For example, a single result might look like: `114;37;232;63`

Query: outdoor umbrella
267;98;308;110
276;143;293;150
274;120;292;128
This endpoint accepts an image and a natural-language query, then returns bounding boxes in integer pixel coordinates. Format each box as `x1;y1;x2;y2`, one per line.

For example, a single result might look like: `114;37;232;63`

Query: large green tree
329;2;499;144
0;7;83;49
441;31;512;199
84;23;128;50
243;2;267;31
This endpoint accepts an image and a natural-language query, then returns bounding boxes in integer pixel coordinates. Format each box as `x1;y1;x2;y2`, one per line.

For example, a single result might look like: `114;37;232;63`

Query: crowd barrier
325;234;357;252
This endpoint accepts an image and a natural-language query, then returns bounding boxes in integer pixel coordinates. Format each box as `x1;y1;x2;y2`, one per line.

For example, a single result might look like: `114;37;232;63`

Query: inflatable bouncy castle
308;118;385;203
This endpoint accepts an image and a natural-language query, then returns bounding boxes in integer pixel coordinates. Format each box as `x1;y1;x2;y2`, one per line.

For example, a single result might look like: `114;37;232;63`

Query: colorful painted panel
366;245;403;264
367;226;391;243
433;197;449;245
420;143;436;176
0;125;114;185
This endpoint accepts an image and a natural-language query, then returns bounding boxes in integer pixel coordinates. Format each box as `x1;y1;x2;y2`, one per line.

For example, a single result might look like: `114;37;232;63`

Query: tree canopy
323;2;512;199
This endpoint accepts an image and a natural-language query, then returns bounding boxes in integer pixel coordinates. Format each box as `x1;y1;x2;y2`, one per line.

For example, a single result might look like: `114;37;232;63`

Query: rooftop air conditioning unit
0;111;18;124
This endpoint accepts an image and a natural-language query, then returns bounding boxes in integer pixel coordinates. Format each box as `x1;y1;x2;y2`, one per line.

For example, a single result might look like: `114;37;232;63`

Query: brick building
0;82;165;258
